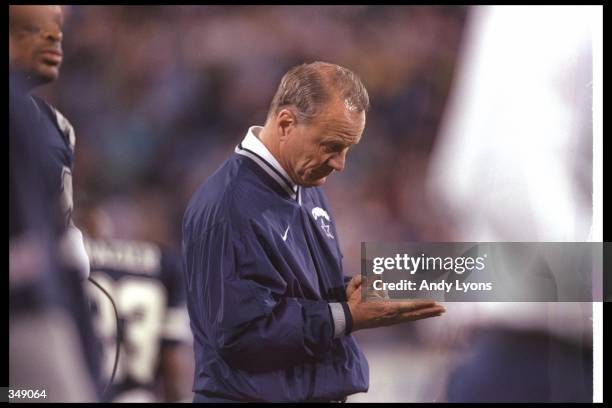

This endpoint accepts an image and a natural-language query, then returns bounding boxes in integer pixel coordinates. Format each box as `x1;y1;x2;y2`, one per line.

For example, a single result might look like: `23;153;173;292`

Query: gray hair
266;61;370;123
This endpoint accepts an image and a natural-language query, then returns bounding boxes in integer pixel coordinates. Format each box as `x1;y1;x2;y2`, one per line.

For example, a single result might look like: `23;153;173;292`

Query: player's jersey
84;238;191;402
10;74;103;399
10;80;57;241
30;94;76;229
28;93;90;279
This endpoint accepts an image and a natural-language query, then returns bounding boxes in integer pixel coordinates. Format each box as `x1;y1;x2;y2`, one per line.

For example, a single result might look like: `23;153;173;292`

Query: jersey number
87;273;167;384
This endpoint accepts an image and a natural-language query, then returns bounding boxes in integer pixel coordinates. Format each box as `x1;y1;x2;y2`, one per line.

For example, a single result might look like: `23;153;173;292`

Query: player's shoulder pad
32;95;76;152
51;105;76;152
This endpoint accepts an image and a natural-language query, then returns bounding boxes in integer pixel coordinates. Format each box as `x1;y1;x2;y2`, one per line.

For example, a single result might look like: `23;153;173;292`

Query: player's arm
49;106;90;279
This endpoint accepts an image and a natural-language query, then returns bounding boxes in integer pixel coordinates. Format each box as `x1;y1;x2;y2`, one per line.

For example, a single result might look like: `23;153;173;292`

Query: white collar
235;126;301;203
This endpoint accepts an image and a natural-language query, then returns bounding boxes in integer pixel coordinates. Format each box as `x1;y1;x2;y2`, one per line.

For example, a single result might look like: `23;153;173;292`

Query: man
9;5;101;400
183;61;446;402
78;200;194;402
9;5;90;278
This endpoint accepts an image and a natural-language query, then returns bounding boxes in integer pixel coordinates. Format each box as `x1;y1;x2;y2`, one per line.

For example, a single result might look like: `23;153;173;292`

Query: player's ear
277;108;297;140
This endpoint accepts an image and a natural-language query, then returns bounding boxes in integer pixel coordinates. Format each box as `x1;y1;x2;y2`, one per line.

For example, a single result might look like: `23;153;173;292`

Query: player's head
265;61;369;187
9;5;65;88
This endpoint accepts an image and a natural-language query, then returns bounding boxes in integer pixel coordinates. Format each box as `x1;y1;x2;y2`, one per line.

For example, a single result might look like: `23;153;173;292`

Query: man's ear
277;109;297;141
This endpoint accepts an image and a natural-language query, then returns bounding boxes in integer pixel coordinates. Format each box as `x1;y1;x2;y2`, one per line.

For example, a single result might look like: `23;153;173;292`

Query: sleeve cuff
329;302;353;338
329;302;346;338
340;301;353;335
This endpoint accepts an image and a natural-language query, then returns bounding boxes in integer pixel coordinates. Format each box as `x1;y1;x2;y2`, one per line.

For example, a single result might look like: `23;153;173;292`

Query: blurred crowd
39;6;467;275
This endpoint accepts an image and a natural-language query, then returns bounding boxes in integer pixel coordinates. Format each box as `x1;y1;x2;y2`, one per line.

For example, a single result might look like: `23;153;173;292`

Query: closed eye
322;143;345;153
22;24;41;35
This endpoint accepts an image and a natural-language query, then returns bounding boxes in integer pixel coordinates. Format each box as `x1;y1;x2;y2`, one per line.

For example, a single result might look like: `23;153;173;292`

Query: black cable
87;276;121;401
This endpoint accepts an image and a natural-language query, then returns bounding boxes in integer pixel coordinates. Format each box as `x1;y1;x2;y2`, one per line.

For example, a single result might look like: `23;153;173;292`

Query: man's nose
45;28;62;43
328;151;347;172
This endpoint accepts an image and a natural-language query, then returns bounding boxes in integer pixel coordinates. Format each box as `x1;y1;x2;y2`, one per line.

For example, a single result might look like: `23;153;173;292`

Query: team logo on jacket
311;207;334;239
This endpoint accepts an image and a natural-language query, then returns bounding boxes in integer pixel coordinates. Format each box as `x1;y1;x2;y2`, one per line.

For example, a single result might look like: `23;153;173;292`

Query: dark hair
266;61;370;123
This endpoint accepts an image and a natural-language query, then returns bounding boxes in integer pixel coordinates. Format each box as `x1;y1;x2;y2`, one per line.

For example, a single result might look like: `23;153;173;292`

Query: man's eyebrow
324;119;357;135
322;135;358;147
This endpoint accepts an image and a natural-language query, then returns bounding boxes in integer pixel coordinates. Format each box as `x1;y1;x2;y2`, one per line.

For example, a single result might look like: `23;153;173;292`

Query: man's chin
34;64;60;84
302;177;327;187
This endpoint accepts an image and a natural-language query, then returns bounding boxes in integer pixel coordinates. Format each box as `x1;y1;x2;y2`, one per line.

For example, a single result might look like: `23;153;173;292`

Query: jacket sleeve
185;219;336;372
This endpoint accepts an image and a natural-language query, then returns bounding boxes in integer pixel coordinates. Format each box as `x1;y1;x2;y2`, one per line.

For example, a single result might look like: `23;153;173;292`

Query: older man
182;61;446;402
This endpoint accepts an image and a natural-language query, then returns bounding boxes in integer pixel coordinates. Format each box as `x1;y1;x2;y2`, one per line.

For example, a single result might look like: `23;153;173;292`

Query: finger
395;300;440;312
346;275;363;297
367;289;387;299
399;305;446;321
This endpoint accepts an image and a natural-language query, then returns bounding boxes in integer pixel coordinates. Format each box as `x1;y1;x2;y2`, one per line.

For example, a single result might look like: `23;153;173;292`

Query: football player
79;201;194;402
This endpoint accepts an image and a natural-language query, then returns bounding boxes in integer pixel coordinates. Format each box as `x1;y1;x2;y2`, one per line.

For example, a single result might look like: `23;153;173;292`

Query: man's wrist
340;302;353;335
328;302;354;338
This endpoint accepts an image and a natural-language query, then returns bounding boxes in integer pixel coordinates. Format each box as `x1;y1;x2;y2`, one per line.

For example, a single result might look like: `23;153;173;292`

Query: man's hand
346;275;446;332
345;274;363;299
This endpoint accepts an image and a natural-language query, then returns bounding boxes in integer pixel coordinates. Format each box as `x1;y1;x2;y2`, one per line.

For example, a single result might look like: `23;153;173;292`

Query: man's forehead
11;5;63;23
320;114;365;144
323;115;364;133
335;94;365;117
325;101;365;127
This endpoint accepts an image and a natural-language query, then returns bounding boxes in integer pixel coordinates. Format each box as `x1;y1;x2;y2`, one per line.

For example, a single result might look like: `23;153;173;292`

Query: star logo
312;207;334;239
319;219;335;239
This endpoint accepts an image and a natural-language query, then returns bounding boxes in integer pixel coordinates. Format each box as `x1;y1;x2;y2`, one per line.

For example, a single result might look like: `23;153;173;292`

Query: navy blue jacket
182;145;369;402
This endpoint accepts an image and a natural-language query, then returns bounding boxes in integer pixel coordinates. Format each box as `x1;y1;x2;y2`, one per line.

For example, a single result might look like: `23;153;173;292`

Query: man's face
9;6;64;85
278;98;366;187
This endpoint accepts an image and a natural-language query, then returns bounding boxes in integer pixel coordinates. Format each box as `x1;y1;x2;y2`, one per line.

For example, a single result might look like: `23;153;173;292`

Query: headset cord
87;276;121;401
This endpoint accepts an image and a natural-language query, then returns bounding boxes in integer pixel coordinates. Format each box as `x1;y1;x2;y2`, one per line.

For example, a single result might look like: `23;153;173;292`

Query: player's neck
258;124;297;185
258;124;282;165
9;68;45;93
